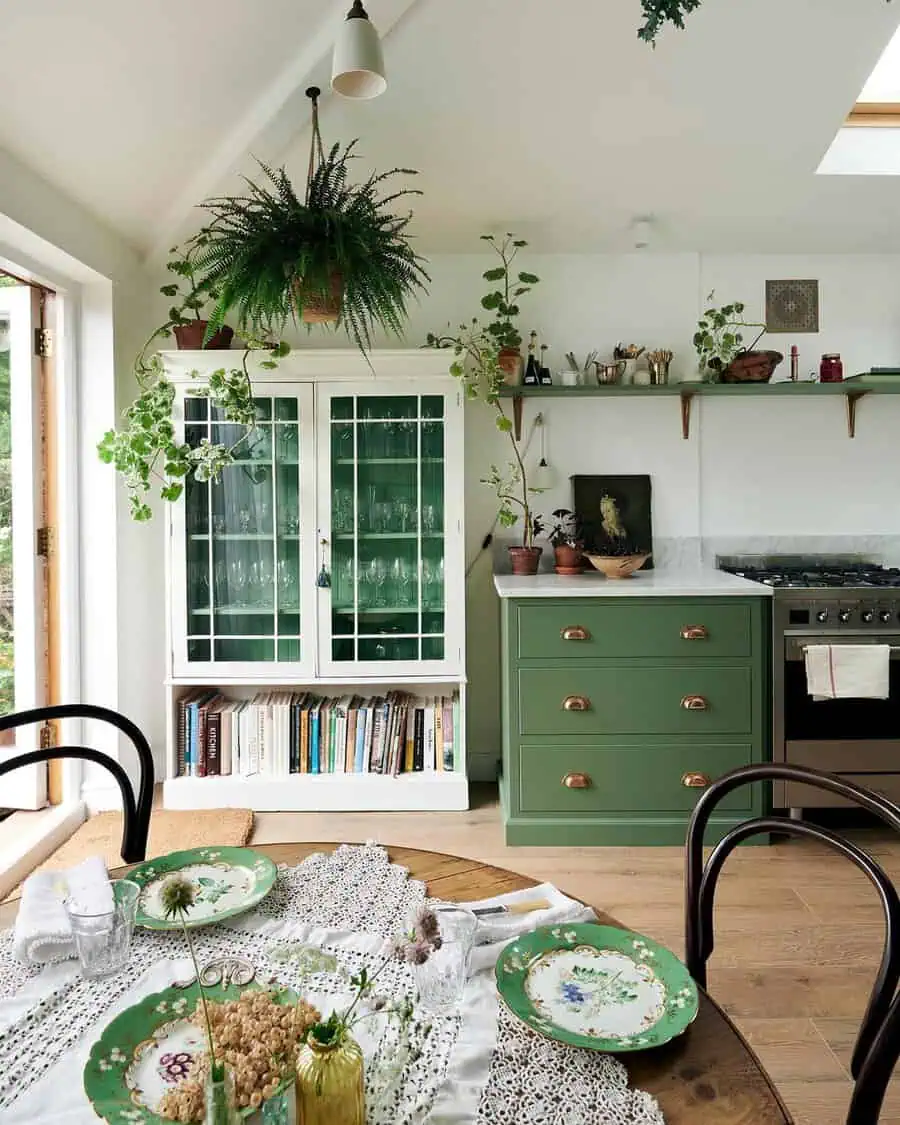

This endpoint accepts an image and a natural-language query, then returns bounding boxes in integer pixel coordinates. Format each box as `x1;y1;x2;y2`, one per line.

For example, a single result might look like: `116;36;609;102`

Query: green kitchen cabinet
498;596;770;845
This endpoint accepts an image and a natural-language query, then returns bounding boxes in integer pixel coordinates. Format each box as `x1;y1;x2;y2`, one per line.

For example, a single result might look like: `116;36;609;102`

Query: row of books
176;689;461;778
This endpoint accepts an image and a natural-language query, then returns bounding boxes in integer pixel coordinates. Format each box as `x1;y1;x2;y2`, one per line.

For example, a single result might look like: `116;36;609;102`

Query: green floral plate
128;847;278;930
495;923;698;1052
83;979;299;1125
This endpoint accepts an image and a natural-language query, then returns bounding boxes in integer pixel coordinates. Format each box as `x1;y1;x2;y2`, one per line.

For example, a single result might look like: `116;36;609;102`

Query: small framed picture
765;280;819;334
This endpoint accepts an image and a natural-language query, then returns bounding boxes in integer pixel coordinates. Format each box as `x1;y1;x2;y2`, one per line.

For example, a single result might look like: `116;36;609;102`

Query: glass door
317;383;461;677
171;383;316;677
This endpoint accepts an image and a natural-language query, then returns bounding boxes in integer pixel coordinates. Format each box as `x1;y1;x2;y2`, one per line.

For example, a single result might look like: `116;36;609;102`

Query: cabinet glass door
326;391;447;667
176;385;314;673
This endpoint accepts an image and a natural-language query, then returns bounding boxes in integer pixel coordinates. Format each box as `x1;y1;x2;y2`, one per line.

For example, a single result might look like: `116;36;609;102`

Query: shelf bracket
680;391;696;440
512;393;524;442
846;390;868;439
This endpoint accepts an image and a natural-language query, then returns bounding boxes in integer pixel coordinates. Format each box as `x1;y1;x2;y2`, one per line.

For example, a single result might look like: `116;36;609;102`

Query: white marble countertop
493;567;773;598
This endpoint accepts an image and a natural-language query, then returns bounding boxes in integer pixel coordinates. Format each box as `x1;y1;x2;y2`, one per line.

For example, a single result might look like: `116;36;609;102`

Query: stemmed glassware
391;557;414;605
367;559;388;608
228;556;249;606
277;559;299;608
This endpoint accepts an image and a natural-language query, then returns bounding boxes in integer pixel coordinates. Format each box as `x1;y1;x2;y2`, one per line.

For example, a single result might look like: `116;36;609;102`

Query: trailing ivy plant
479;233;539;352
426;320;544;548
638;0;892;44
97;340;289;521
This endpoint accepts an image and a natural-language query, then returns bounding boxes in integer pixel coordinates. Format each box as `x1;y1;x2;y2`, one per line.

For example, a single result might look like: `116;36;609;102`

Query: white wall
134;251;900;782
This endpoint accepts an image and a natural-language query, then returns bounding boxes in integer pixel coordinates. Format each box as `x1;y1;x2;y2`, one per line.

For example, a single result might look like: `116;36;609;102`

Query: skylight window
819;23;900;174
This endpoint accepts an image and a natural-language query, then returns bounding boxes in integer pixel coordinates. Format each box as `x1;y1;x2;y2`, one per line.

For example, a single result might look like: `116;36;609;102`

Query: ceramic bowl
585;553;650;579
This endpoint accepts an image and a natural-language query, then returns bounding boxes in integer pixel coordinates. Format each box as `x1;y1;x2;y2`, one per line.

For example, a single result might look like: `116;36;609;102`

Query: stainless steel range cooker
718;555;900;814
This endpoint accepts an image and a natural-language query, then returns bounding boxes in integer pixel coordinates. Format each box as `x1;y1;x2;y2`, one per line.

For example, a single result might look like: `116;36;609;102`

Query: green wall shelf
500;379;900;440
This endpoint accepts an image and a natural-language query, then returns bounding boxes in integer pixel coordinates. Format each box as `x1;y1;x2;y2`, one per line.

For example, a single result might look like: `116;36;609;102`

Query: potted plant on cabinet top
693;293;781;383
548;509;585;574
479;233;540;386
426;320;545;574
160;243;234;351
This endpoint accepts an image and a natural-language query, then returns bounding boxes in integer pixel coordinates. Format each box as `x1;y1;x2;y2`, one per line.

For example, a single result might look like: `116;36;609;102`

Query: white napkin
451;882;596;974
13;856;114;965
805;644;891;700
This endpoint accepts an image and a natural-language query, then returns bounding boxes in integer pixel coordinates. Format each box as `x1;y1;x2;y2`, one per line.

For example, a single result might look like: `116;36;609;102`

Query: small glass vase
205;1065;240;1125
295;1033;364;1125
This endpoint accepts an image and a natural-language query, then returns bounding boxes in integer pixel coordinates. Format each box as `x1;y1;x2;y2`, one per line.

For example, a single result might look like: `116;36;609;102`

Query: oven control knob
816;609;829;623
861;609;875;624
838;609;852;624
880;610;893;624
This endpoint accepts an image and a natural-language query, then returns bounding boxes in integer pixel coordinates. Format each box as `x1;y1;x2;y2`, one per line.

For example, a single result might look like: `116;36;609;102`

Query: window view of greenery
0;315;13;716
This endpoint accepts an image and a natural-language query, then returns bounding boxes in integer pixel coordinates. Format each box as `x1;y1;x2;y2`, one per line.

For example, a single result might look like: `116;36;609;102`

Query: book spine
207;711;220;776
221;709;232;776
197;704;210;779
177;695;190;777
435;702;444;773
424;700;435;772
414;708;424;772
443;700;454;771
452;693;461;772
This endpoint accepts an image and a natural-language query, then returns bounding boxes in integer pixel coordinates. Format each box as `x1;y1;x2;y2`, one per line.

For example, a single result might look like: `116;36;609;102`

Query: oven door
782;635;900;806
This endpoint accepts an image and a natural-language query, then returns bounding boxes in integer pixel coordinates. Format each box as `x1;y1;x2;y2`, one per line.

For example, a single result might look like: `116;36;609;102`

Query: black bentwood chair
686;763;900;1125
0;704;154;862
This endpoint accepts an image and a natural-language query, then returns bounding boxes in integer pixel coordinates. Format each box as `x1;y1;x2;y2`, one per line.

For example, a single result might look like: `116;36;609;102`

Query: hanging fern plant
190;88;429;353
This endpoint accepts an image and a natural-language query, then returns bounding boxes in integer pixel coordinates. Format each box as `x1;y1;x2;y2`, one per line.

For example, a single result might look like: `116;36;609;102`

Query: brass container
295;1034;364;1125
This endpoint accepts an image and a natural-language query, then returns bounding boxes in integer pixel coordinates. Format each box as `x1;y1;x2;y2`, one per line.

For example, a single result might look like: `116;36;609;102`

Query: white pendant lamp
331;0;387;100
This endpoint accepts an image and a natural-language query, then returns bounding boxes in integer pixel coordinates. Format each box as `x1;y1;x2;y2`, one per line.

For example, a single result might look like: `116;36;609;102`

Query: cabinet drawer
518;744;755;813
518;666;753;735
777;773;900;809
516;601;753;661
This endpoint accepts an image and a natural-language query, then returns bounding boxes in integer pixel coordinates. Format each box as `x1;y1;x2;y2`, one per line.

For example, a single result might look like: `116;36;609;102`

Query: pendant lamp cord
305;86;326;206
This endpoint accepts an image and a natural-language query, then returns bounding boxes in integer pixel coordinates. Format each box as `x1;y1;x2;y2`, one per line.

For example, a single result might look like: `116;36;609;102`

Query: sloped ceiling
0;0;898;256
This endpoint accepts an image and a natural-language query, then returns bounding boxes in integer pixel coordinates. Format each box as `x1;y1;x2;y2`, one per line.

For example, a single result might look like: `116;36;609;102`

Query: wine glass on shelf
395;499;412;534
238;508;252;534
368;558;388;608
391;557;413;605
229;556;249;606
422;504;438;534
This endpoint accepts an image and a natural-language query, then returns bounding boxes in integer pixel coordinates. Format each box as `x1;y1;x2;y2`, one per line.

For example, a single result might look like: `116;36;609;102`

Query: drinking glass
279;426;298;462
395;500;413;534
229;556;249;605
415;907;477;1014
335;556;355;607
375;501;393;534
336;425;354;461
212;513;226;535
238;508;253;534
64;879;140;979
391;558;413;605
422;504;438;534
368;559;387;607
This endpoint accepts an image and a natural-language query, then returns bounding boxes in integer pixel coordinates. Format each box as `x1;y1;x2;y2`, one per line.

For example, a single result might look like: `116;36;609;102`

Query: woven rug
5;808;253;898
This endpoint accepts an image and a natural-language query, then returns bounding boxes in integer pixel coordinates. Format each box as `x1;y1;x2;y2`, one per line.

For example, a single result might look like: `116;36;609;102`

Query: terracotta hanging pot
294;271;343;324
172;321;234;350
509;546;543;576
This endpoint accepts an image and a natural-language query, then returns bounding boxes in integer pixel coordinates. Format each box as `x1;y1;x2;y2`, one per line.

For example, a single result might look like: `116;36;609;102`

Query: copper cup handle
563;772;591;789
562;695;591;712
682;772;711;789
561;626;591;642
681;625;709;641
681;695;709;711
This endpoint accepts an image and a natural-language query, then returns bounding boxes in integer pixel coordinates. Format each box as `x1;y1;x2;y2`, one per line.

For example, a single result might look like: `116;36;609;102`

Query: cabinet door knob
561;625;591;642
681;625;709;641
563;772;592;789
682;772;711;789
681;695;709;711
562;695;591;712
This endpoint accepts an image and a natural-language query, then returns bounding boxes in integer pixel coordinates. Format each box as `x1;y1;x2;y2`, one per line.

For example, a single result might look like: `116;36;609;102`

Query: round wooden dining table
1;841;792;1125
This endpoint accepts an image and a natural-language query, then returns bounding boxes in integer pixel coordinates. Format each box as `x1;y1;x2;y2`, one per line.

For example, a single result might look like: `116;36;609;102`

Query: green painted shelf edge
500;379;894;440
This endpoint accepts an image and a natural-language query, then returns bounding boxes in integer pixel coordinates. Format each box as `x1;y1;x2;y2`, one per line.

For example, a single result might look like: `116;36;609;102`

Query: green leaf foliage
188;145;430;355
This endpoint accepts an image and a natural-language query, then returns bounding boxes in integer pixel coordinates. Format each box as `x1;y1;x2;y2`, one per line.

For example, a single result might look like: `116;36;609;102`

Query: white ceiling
1;0;899;257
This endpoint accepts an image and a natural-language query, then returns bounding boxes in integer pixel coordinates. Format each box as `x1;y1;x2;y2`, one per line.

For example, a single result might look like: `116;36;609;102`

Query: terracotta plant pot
554;545;584;575
498;347;523;387
172;321;234;350
509;546;543;576
295;271;343;324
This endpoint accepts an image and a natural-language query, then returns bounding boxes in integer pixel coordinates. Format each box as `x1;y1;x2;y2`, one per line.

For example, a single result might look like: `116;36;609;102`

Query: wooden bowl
585;554;650;579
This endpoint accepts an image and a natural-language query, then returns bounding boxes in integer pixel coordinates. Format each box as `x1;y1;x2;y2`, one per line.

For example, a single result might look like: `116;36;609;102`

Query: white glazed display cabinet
163;350;468;812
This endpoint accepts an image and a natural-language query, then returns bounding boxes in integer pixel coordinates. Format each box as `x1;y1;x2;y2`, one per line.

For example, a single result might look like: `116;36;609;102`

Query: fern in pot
190;89;429;352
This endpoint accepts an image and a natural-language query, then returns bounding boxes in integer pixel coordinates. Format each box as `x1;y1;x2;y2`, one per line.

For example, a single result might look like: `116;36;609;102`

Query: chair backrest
0;704;153;862
685;763;900;1125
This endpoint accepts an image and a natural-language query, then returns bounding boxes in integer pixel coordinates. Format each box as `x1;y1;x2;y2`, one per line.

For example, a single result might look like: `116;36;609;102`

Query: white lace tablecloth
0;844;664;1125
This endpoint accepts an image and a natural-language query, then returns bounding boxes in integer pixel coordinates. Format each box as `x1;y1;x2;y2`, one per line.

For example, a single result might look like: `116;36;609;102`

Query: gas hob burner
718;555;900;590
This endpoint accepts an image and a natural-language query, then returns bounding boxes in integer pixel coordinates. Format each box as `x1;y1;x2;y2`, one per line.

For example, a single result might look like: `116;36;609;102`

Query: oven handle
785;637;900;661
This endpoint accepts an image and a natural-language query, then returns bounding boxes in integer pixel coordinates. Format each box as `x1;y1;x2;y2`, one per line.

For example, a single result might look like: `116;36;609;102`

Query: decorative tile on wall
765;279;819;333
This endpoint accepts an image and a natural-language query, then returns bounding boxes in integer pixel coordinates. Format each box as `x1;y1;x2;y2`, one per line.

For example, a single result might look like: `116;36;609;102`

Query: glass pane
184;396;208;422
278;639;301;660
215;638;274;661
186;394;302;664
328;392;446;665
188;639;211;661
422;637;445;660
